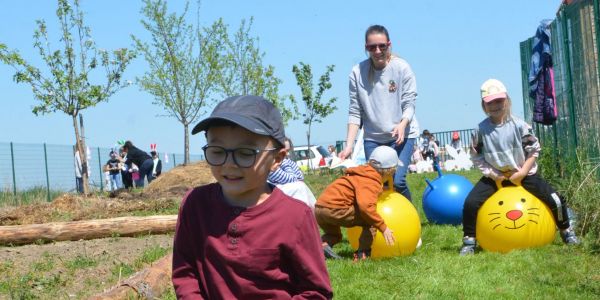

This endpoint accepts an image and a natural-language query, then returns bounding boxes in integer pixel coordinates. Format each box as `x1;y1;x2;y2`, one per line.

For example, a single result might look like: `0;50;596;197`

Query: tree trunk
0;215;177;245
73;114;90;195
89;253;173;300
184;123;189;165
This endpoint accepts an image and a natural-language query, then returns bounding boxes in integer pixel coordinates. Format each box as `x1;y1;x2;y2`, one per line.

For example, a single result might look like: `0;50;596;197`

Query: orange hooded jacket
316;165;387;232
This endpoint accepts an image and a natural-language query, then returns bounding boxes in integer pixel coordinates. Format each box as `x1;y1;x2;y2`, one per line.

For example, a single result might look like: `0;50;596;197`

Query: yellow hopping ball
476;186;556;253
347;190;421;257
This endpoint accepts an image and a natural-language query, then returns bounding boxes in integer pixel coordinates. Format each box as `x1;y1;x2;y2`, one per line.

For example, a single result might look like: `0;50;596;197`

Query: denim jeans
75;177;83;194
363;138;415;201
136;158;155;187
108;173;122;191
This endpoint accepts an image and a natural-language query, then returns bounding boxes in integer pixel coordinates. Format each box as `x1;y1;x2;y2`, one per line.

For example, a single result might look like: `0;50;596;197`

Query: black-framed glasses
365;42;389;52
202;145;280;168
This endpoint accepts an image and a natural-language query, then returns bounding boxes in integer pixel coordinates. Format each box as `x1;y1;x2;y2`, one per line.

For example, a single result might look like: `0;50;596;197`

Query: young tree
133;0;225;165
0;0;135;195
220;18;296;123
291;63;337;169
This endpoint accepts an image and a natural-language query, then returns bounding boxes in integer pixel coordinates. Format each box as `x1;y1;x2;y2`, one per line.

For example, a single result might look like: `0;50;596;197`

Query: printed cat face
476;186;557;253
485;196;541;231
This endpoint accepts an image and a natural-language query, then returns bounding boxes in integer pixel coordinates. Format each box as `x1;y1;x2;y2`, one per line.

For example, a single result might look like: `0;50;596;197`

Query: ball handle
425;178;434;190
495;180;521;190
384;175;394;191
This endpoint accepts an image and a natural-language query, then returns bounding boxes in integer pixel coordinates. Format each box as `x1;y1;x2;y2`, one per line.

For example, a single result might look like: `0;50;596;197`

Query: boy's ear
270;148;287;172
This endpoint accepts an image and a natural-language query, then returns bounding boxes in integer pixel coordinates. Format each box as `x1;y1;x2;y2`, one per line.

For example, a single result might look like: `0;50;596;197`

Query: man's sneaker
353;248;371;262
459;236;476;256
560;228;581;245
322;244;342;259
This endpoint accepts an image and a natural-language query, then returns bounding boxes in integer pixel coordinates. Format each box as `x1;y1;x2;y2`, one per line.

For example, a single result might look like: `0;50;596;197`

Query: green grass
109;245;171;284
64;254;99;271
0;256;68;299
538;148;600;252
134;245;170;267
0;186;63;207
110;262;136;282
130;205;180;217
307;169;600;299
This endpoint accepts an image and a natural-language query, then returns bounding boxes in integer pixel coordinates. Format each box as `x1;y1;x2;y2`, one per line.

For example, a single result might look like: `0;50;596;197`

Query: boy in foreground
172;95;332;299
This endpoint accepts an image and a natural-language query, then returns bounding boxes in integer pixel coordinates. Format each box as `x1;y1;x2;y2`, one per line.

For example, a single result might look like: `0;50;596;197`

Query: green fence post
97;147;103;192
173;154;176;167
594;0;600;96
560;8;579;149
10;142;16;205
44;143;51;202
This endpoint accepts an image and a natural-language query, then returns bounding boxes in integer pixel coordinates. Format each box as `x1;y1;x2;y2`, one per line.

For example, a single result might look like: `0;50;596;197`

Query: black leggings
462;174;571;237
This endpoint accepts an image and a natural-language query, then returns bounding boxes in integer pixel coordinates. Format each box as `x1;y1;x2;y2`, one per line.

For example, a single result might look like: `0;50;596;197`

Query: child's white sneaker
459;236;476;256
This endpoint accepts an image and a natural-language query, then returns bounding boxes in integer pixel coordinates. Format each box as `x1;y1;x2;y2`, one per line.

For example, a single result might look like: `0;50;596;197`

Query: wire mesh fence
520;0;600;175
0;142;204;205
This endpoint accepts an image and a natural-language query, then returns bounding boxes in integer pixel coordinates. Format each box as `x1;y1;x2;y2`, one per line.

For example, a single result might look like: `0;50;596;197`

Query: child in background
172;95;332;299
419;130;440;172
450;131;463;154
268;137;317;209
104;150;122;191
150;150;162;180
460;79;580;255
315;145;398;261
268;137;304;184
327;145;337;161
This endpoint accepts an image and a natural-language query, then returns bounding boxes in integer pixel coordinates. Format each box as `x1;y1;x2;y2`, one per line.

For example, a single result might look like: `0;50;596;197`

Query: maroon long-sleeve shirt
172;183;333;299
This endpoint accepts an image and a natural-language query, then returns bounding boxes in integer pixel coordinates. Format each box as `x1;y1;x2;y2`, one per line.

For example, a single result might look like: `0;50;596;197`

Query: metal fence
0;142;205;198
431;129;476;162
520;0;600;173
334;128;476;164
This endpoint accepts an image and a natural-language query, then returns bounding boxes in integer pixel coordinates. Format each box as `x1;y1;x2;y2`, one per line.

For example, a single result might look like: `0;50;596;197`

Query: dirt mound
50;193;88;211
0;194;100;226
144;161;215;199
0;162;215;226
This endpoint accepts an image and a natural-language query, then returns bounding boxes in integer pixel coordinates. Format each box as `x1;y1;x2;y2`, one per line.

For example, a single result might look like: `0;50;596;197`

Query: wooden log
0;215;177;245
89;253;173;300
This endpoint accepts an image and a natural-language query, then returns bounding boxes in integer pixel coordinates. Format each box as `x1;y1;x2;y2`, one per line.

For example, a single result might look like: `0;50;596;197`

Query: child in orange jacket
315;145;398;261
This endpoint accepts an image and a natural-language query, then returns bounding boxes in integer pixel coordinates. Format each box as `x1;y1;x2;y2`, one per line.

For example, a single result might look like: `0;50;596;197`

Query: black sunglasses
365;43;389;52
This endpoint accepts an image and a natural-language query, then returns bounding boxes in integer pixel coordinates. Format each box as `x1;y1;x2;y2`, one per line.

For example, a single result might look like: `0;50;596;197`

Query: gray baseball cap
369;146;399;168
191;95;286;147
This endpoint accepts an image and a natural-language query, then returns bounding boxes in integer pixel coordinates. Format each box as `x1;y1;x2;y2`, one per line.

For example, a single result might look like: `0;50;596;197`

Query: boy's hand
383;228;395;246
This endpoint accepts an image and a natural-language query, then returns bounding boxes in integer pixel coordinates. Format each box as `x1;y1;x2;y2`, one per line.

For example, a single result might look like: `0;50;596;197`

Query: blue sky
0;0;560;155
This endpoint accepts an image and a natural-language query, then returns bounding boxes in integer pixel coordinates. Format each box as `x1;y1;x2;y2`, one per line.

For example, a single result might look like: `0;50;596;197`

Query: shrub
538;147;600;252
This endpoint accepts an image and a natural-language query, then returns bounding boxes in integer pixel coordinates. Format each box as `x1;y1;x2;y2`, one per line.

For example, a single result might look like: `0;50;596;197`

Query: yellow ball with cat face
476;186;556;253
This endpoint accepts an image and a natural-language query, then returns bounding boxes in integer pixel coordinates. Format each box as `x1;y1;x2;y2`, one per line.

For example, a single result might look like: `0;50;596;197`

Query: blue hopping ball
422;171;473;225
